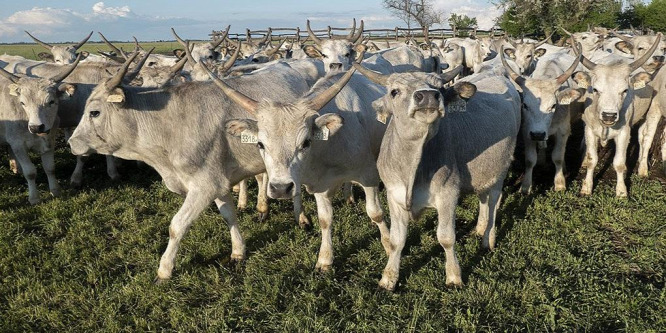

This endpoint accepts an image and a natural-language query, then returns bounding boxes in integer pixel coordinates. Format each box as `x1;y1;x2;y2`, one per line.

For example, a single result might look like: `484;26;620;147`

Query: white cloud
91;2;133;19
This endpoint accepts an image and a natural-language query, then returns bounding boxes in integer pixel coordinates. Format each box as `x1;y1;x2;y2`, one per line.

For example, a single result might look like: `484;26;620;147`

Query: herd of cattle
1;19;665;290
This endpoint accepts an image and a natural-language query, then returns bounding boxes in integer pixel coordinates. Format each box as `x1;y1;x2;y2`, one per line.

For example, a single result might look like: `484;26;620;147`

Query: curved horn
535;31;554;47
559;26;574;37
72;31;93;50
200;61;258;114
24;31;53;50
211;25;230;49
171;28;187;47
219;40;242;74
629;32;663;72
266;38;286;56
500;46;523;83
166;45;191;79
50;53;82;83
508;37;518;49
613;29;633;44
306;67;356;111
0;66;20;84
307;20;323;45
555;54;581;85
440;65;463;83
258;28;272;46
184;41;198;65
97;50;125;63
106;52;140;90
124;47;154;84
350;20;364;44
571;40;597;70
345;18;357;40
98;32;127;59
132;36;145;51
352;63;389;86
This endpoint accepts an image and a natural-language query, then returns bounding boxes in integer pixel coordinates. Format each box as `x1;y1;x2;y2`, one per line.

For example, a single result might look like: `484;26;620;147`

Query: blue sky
0;0;500;43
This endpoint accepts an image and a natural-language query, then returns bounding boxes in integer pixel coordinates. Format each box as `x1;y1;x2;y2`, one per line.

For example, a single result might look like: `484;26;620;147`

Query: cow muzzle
329;63;343;72
601;112;618;126
28;124;49;136
268;181;295;199
410;89;443;123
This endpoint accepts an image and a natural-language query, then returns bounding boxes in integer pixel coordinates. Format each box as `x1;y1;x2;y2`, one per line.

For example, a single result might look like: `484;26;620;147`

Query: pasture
0;139;664;331
0;41;186;60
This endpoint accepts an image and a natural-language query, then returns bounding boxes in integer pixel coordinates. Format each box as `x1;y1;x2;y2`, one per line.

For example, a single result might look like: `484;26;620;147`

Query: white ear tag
8;84;19;97
633;81;646;90
559;97;573;105
240;130;258;144
447;99;466;113
106;94;124;103
313;127;329;141
577;81;589;89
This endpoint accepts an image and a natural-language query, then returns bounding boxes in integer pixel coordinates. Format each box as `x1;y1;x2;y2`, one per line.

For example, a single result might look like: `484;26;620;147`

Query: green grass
0;142;664;332
0;41;188;60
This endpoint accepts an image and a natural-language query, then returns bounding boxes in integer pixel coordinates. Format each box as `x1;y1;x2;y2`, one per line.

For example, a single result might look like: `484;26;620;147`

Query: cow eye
20;101;25;106
390;89;400;98
89;110;100;118
257;142;264;150
301;139;311;151
638;47;645;51
344;53;350;57
48;100;55;105
321;53;328;58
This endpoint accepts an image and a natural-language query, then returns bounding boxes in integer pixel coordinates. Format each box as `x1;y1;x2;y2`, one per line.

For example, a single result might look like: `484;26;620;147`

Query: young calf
354;64;521;290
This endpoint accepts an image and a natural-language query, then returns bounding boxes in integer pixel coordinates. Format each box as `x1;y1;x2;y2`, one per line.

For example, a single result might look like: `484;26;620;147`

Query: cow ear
106;87;126;104
534;48;546;58
79;51;90;60
173;49;186;59
225;119;258;137
556;88;582;105
372;97;392;124
303;45;323;59
631;72;652;90
314;113;344;136
504;48;516;59
573;71;591;90
57;83;76;100
8;84;20;97
453;81;476;99
615;41;633;54
38;52;54;62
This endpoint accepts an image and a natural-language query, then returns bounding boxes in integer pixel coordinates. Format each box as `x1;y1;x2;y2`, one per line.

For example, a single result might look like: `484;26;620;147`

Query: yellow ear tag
633;81;646;90
8;84;19;97
377;113;388;124
240;130;258;144
106;94;124;103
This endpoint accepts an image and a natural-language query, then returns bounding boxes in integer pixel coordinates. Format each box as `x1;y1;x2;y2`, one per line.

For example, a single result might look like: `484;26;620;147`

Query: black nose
529;131;546;141
28;124;46;134
329;63;343;71
601;112;618;122
269;182;294;197
413;90;440;108
653;55;665;63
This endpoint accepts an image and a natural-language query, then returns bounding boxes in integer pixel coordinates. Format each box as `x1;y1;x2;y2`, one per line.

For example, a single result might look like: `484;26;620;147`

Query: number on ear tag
634;81;646;90
240;130;258;144
106;94;124;103
8;84;19;97
313;127;329;141
577;81;589;89
559;97;573;105
448;99;466;113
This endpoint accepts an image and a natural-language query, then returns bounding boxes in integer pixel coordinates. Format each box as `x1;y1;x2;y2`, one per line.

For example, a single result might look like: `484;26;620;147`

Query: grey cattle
502;34;553;75
612;33;666;73
637;65;666;177
572;33;662;197
354;64;520;290
304;19;365;73
0;57;81;204
208;64;392;271
501;47;583;193
68;54;310;282
24;31;92;64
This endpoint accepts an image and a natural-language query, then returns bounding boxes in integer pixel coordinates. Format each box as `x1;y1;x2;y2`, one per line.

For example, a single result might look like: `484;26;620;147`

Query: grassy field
0;138;664;331
0;41;188;60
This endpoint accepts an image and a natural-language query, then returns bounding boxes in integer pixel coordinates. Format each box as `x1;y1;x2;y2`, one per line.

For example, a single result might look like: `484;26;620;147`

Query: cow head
69;51;152;156
504;34;551;74
25;31;92;64
501;46;582;142
572;33;662;126
614;34;666;72
203;63;354;199
1;55;80;135
172;26;228;66
304;19;365;73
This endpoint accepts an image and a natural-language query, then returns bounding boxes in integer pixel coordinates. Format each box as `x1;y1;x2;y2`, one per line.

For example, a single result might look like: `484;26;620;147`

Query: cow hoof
315;263;333;273
638;166;649;178
662;161;666;175
554;183;566;192
378;277;397;291
520;185;531;195
445;276;463;287
28;196;41;205
230;253;246;262
258;211;268;222
154;276;170;285
298;214;311;229
237;203;246;211
616;190;628;198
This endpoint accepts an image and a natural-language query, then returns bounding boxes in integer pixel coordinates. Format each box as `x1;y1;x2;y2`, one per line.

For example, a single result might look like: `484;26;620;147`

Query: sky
0;0;501;43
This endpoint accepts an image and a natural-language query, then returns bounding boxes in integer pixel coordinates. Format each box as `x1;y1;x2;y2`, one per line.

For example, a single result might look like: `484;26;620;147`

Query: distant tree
448;13;478;30
383;0;443;31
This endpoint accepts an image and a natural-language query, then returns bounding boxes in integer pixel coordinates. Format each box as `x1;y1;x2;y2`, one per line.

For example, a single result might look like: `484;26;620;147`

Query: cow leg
156;189;215;281
520;137;537;194
314;189;335;272
215;194;246;261
40;149;61;198
293;187;310;229
70;155;87;188
580;127;598;196
236;179;248;210
362;185;390;255
378;196;410;291
661;126;666;175
613;129;630;198
637;105;661;177
478;184;502;250
343;182;355;204
255;173;269;220
436;193;462;286
7;148;21;174
475;191;489;237
11;145;40;205
552;130;569;191
106;155;120;181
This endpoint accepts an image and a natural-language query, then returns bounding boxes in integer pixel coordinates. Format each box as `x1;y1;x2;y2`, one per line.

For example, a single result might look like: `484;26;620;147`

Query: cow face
304;40;362;73
8;77;76;135
518;79;581;140
505;43;547;74
615;35;666;72
571;32;601;54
